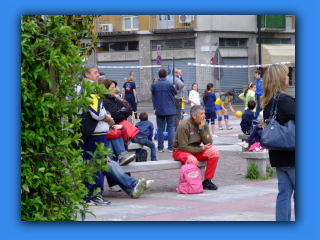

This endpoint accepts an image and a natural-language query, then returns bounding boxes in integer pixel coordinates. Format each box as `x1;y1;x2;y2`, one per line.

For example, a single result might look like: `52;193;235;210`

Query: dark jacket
203;92;216;113
151;78;177;116
102;95;132;124
240;109;254;133
263;93;295;167
135;120;154;141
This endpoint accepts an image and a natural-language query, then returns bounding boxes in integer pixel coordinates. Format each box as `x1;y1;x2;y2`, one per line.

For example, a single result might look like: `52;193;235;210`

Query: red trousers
173;148;219;180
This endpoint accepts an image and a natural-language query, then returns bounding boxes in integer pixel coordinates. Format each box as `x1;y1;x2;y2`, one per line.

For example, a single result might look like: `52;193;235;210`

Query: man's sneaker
87;196;111;205
168;149;173;153
226;125;233;130
131;178;146;199
109;185;122;192
158;149;164;153
238;141;249;148
119;151;136;166
202;179;218;190
144;180;154;190
218;125;223;130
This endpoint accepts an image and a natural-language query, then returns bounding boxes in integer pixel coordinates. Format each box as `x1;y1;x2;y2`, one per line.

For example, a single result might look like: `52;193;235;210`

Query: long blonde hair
260;64;289;110
128;76;135;82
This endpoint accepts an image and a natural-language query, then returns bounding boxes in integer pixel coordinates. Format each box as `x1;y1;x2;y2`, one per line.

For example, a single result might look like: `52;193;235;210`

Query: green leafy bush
21;15;110;221
245;163;260;179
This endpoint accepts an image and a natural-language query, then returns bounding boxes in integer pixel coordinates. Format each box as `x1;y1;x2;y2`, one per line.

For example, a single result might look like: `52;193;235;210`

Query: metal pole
218;51;221;96
258;15;263;77
172;57;175;85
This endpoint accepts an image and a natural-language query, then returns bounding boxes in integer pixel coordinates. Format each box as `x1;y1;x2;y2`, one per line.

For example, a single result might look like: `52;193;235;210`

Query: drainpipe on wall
258;15;263;77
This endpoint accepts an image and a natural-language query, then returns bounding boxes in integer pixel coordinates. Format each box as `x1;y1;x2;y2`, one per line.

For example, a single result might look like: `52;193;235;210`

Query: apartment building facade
83;15;295;102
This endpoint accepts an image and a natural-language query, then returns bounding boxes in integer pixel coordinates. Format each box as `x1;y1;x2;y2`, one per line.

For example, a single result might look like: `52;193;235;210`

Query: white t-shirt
189;90;200;106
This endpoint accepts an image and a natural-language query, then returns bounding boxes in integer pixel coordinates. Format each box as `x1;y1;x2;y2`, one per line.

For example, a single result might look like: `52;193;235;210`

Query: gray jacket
174;75;185;99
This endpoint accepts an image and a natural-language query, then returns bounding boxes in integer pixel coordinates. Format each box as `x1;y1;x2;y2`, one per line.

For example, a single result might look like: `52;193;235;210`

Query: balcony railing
149;15;196;33
94;16;139;36
259;15;286;31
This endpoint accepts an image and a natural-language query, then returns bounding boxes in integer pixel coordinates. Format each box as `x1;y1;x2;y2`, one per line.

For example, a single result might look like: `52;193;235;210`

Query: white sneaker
238;141;249;148
131;178;146;199
211;134;219;138
109;185;122;192
183;113;188;116
218;126;223;130
144;180;154;190
226;125;233;130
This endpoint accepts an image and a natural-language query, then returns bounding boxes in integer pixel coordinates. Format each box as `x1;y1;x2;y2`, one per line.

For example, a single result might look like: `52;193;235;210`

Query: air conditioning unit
100;24;114;32
179;15;193;23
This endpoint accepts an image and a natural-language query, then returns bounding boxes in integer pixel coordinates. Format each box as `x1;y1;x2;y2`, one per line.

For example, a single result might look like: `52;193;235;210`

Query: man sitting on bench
172;105;220;190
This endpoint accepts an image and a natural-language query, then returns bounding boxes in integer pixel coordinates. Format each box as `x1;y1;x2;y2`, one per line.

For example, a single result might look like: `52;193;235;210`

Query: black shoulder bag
260;94;295;151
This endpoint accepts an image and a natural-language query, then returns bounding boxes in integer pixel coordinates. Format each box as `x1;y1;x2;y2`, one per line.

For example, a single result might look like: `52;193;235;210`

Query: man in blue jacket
255;70;263;118
151;69;177;153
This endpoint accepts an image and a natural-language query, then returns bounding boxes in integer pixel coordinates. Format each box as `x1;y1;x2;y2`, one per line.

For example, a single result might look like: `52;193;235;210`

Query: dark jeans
156;115;174;151
125;94;138;119
255;94;261;118
132;137;156;160
106;136;130;187
245;124;263;143
174;98;182;128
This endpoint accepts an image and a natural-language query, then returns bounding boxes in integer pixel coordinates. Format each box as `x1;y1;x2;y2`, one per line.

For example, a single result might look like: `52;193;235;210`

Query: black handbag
260;94;295;151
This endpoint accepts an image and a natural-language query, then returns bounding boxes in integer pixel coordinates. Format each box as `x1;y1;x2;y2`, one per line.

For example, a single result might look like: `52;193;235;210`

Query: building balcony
258;15;286;31
149;15;196;33
94;15;139;36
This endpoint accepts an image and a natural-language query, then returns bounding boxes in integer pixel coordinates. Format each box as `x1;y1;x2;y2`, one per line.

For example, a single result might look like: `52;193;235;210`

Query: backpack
175;164;203;194
135;149;148;162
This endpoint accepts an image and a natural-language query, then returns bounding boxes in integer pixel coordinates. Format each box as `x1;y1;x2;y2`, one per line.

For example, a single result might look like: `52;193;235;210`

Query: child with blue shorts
203;83;218;137
215;90;236;130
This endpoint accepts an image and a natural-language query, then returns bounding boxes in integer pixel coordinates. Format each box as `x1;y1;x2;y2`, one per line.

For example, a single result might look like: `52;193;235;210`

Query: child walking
203;83;218;137
215;90;236;130
188;83;200;107
132;112;157;161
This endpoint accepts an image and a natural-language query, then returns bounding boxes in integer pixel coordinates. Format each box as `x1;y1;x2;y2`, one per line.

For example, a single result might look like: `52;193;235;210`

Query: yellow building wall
139;15;149;31
292;15;295;29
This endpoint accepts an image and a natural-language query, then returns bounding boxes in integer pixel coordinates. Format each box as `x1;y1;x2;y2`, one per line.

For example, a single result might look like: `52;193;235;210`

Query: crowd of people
78;63;295;221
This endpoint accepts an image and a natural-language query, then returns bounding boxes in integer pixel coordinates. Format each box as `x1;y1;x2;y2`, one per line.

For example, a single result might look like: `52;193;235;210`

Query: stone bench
120;160;207;180
127;142;143;151
242;152;269;178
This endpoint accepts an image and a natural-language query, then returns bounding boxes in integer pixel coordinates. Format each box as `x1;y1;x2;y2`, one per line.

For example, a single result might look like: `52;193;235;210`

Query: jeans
105;161;138;196
246;124;263;143
276;166;295;221
174;98;182;127
255;95;261;118
106;137;126;161
106;136;127;187
132;137;156;160
156;115;174;151
125;94;138;119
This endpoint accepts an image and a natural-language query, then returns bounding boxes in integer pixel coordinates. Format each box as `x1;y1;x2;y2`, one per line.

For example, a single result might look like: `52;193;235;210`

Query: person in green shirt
239;83;257;113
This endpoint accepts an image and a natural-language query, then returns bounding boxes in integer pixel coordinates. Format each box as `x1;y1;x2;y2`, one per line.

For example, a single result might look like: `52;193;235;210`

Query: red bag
107;129;122;140
119;120;139;139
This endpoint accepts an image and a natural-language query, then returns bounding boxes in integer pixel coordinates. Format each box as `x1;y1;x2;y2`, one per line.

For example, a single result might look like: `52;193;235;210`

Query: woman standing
239;83;257;113
203;83;218;137
122;76;138;120
188;83;200;107
215;90;236;130
261;64;295;221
